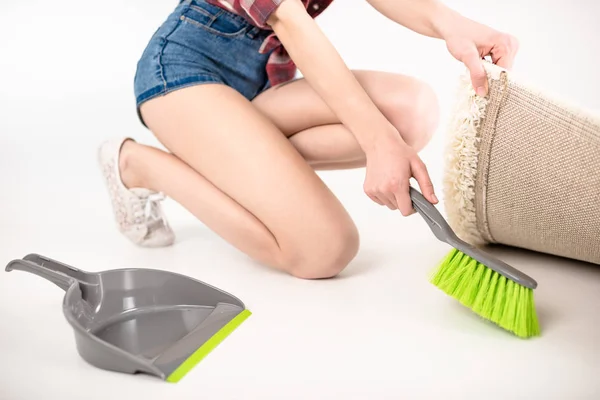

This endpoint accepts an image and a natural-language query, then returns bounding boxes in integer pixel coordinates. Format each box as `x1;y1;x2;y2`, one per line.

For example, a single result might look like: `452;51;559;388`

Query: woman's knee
411;82;440;145
281;221;360;280
381;79;440;151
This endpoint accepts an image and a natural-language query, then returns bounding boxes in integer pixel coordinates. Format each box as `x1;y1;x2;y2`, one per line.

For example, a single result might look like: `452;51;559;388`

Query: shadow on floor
483;243;600;278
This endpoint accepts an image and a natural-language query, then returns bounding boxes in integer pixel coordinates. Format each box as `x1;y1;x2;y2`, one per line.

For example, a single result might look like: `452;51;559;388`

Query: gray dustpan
5;253;251;382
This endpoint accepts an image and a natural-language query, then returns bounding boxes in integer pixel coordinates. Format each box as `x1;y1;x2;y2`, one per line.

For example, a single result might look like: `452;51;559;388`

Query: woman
98;0;518;279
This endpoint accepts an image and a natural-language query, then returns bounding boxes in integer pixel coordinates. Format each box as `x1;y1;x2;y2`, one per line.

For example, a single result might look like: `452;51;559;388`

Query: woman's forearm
366;0;471;40
268;0;400;153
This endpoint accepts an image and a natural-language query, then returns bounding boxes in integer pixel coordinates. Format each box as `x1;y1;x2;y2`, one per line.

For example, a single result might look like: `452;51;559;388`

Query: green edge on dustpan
166;309;252;383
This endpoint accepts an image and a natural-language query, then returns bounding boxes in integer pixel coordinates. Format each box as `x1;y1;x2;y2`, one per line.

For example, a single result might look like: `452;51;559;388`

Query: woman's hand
367;0;519;96
444;23;519;96
363;133;438;216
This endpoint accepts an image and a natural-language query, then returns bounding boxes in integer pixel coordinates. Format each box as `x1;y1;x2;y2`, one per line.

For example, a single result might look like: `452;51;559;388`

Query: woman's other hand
367;0;519;96
445;24;519;96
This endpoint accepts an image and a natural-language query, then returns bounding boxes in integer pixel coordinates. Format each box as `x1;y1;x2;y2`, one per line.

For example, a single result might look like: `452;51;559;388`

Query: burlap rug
443;62;600;265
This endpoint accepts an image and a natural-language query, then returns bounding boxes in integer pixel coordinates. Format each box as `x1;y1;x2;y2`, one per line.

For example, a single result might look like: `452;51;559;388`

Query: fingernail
432;194;439;203
476;87;487;97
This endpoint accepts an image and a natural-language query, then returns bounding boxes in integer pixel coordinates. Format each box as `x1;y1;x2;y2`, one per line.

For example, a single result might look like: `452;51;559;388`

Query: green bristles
431;248;540;338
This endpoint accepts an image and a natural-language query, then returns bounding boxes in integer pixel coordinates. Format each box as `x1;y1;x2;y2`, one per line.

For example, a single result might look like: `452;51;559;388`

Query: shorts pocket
180;2;250;38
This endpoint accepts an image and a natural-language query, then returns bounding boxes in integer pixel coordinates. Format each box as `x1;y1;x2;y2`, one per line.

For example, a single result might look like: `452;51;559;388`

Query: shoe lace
132;192;167;230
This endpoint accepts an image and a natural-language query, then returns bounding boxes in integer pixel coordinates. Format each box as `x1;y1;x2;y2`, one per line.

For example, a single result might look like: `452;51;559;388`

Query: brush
409;186;540;338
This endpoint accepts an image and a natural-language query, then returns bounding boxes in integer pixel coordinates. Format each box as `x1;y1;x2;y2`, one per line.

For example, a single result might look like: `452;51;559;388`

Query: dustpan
5;253;251;382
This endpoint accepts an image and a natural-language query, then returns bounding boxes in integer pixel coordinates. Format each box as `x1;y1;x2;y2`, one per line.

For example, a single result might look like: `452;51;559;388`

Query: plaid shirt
207;0;334;86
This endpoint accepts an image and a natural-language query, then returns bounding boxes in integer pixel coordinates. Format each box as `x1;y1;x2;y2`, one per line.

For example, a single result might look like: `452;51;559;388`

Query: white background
1;0;600;399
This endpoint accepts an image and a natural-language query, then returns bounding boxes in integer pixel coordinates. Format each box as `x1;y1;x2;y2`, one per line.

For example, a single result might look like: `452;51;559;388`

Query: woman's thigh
139;84;359;275
252;70;440;148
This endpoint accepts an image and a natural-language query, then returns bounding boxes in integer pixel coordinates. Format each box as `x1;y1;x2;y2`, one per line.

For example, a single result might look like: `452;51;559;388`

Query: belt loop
246;26;260;39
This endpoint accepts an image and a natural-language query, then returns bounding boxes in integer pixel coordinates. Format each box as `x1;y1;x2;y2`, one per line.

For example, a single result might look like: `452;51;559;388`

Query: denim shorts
133;0;273;125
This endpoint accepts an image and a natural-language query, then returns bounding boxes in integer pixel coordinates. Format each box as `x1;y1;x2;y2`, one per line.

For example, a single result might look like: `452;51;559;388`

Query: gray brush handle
409;187;537;289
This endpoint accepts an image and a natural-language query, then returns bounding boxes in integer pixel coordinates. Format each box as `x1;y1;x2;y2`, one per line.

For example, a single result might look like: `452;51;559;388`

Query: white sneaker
97;137;175;247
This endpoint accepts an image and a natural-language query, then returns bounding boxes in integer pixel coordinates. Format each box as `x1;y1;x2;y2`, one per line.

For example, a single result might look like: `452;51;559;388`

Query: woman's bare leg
252;70;440;170
117;70;438;278
131;84;359;279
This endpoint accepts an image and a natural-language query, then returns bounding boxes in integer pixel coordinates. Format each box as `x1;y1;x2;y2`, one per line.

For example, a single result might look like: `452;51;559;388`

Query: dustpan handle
22;254;91;281
5;258;80;291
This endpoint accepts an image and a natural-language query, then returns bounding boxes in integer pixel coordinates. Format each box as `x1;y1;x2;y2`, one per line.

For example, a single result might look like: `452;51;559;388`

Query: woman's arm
268;0;437;215
367;0;455;39
366;0;519;96
268;1;398;154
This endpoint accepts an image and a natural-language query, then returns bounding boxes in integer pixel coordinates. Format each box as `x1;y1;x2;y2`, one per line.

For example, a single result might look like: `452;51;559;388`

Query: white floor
1;0;600;399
